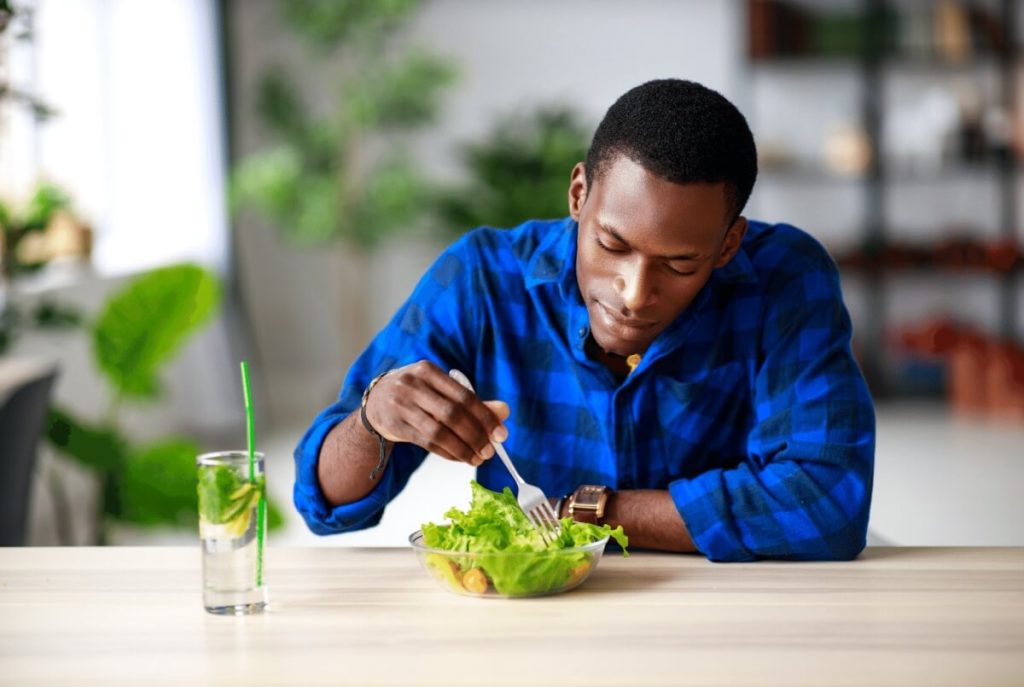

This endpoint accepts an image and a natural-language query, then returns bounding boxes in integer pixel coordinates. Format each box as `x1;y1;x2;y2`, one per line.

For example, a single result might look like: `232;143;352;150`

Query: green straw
240;360;264;587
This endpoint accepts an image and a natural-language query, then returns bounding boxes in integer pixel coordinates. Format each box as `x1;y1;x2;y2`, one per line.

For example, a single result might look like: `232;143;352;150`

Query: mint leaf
197;465;265;527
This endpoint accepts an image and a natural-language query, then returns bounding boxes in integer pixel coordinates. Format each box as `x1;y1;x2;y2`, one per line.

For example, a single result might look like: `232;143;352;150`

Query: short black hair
585;79;757;225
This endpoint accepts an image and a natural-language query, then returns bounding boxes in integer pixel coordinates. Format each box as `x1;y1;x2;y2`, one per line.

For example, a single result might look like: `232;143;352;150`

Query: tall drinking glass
196;450;268;615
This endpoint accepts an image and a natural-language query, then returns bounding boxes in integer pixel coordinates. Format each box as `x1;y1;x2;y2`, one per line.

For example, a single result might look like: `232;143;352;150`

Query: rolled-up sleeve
293;235;484;535
670;237;875;562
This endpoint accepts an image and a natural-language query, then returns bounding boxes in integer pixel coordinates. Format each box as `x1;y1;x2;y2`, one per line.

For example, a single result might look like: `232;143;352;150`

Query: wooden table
1;547;1021;686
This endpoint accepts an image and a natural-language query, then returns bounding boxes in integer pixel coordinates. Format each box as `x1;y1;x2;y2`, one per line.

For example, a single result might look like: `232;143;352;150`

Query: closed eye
665;263;697;276
595;237;627;254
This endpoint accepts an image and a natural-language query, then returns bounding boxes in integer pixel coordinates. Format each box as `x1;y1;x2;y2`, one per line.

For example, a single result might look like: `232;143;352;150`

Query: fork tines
528;503;561;545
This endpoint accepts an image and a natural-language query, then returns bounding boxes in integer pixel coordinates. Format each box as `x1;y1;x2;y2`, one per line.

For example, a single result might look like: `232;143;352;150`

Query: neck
585;338;640;378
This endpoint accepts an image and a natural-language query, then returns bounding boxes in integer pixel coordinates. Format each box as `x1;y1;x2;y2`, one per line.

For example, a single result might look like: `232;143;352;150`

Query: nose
613;259;657;311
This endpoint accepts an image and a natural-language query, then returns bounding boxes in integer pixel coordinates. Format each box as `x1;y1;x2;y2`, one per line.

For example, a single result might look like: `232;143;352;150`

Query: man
294;79;875;562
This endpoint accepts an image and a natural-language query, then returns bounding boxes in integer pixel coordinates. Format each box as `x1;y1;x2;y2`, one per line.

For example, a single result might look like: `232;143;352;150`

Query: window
1;0;228;276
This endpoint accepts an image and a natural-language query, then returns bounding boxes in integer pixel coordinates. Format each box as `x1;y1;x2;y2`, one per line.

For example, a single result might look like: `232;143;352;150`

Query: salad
418;481;628;597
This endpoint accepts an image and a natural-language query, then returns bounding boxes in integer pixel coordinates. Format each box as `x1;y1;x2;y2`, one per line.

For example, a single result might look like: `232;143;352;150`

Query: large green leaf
46;407;126;473
92;264;220;399
118;439;202;527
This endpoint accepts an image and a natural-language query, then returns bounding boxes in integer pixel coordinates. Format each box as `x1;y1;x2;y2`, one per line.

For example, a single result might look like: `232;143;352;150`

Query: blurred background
2;0;1021;549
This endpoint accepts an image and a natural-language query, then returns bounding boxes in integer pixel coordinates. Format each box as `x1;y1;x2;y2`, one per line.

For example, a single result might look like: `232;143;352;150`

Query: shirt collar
523;217;579;302
712;242;757;285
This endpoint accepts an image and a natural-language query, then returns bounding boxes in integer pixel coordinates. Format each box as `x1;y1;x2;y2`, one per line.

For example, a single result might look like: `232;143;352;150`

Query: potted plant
44;264;284;544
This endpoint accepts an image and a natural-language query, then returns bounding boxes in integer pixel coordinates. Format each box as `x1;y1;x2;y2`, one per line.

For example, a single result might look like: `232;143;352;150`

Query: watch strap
360;371;393;481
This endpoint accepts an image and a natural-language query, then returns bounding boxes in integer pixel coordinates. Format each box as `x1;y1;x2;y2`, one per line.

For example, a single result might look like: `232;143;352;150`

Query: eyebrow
598;223;702;261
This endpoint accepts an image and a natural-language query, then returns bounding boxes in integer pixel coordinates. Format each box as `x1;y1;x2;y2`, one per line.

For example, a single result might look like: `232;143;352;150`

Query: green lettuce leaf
421;481;628;596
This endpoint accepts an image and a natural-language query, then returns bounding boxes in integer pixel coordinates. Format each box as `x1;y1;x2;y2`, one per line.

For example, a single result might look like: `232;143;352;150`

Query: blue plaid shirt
294;217;875;561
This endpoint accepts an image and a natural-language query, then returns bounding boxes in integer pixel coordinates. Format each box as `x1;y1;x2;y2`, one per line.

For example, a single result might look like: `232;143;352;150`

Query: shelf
831;238;1023;277
881;55;1011;73
748;54;1012;71
758;167;864;183
748;57;862;71
745;0;1024;398
758;162;1019;184
884;164;1018;183
837;265;1020;278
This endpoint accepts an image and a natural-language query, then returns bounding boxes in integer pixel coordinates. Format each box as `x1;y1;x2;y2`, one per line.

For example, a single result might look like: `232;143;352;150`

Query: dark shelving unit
745;0;1022;399
995;0;1020;344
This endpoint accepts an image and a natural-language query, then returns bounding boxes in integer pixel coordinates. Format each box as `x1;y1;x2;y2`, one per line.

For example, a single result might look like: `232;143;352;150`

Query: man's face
569;154;747;357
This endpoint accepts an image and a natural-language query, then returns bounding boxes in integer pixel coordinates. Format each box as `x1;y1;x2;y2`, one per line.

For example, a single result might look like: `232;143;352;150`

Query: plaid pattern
294;217;875;561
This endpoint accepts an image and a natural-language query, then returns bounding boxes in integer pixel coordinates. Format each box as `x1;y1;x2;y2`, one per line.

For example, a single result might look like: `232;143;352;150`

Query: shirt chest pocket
654;362;750;457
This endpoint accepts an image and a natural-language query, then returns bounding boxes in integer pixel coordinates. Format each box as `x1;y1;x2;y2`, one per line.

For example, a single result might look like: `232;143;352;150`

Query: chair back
0;364;58;545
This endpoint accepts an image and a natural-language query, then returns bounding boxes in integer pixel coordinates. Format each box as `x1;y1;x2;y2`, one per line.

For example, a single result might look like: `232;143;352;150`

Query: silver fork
448;369;562;545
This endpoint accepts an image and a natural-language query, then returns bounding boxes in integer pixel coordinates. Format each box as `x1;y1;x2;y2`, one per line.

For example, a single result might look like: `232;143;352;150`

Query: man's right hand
362;361;510;467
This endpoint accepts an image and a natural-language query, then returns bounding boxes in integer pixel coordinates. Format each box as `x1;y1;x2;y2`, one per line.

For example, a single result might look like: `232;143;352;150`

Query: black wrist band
360;371;393;481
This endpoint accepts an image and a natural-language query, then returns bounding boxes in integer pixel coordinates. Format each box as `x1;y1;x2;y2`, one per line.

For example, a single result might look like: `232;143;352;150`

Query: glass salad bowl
408;529;610;598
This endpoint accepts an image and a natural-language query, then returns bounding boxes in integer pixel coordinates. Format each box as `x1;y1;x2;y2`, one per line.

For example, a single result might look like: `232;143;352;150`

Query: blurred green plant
0;1;57;122
44;264;284;544
1;7;77;354
435;107;591;238
0;182;69;278
230;0;457;248
0;183;83;354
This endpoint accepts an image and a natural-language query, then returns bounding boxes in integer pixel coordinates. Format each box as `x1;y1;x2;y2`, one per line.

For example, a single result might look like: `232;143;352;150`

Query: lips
596;302;657;331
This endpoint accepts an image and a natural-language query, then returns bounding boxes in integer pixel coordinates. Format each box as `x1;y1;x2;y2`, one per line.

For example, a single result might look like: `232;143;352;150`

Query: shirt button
577;327;587;338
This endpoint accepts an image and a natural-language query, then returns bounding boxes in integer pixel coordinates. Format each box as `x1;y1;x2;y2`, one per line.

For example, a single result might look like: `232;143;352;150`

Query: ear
714;216;748;268
568;162;588;221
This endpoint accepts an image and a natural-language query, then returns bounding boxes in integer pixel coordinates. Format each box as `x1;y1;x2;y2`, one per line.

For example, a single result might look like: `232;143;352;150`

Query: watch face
570;486;608;522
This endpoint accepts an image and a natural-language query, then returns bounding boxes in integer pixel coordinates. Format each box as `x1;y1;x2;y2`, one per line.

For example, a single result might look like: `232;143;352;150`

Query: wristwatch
360;370;393;481
566;485;611;525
